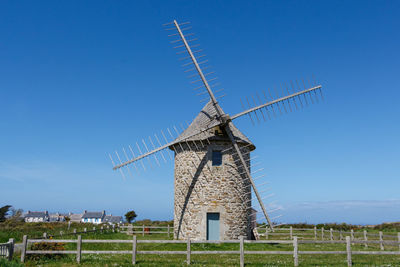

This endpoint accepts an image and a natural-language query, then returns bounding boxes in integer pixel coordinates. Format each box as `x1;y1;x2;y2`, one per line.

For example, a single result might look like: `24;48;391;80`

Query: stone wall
172;140;252;240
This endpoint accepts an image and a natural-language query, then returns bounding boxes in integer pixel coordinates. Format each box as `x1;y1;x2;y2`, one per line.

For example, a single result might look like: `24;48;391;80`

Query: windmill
110;20;323;240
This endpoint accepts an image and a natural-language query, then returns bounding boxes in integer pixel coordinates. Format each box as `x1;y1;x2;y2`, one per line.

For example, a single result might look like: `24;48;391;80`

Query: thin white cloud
0;160;61;182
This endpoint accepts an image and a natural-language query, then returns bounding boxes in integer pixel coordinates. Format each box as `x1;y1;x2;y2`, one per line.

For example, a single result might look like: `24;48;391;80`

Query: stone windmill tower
172;101;255;240
110;20;323;240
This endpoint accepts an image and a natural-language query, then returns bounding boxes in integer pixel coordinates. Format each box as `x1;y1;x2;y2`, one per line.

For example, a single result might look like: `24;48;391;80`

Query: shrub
0;258;24;267
373;222;400;231
26;241;66;261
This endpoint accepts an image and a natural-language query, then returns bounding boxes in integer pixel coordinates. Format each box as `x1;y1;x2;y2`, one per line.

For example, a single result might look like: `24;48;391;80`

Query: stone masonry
172;139;253;240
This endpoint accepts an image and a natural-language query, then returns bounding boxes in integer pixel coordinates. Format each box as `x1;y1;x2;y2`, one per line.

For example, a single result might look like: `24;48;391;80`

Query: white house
104;215;123;224
24;211;49;222
69;212;83;223
81;210;105;224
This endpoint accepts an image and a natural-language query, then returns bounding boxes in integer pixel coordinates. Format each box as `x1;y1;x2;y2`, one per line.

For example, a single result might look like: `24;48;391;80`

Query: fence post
314;226;317;240
132;235;137;265
321;227;324;240
60;231;63;236
93;227;96;232
398;232;400;251
73;228;77;234
76;235;82;263
142;225;145;237
340;230;343;240
112;225;115;233
350;229;354;241
346;236;352;267
8;238;14;261
330;228;333;241
363;230;368;248
84;227;87;233
68;220;71;229
379;231;384;250
290;226;293;240
293;236;298;267
43;232;47;239
168;225;170;237
20;235;27;263
101;226;103;233
239;236;244;267
187;237;191;265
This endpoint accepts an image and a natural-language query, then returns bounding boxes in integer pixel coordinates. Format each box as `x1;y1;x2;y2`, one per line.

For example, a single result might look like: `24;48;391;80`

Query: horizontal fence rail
256;226;400;245
18;234;400;266
29;224;119;240
119;225;173;237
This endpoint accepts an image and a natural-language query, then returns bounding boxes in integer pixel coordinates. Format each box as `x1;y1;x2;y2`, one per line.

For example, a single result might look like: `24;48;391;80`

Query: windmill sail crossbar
112;122;219;170
173;20;222;118
112;142;170;170
231;85;322;120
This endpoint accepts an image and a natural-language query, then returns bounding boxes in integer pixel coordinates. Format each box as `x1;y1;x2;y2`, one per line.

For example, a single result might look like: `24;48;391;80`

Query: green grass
3;223;400;266
0;258;24;267
17;252;400;267
0;221;104;243
16;235;400;266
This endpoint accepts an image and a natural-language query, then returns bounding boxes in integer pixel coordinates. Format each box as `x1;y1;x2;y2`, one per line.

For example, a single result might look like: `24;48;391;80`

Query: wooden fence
18;235;400;266
119;225;172;237
0;239;14;261
31;224;118;240
258;226;400;244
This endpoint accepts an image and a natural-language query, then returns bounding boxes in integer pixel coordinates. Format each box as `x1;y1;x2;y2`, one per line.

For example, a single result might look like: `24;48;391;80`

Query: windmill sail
231;85;322;121
111;19;324;234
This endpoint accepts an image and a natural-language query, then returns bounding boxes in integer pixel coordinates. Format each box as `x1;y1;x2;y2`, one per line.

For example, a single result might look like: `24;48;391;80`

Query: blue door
206;213;220;240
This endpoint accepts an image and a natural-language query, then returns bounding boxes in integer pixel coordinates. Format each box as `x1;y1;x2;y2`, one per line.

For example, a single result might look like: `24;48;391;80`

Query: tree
10;207;23;218
125;210;137;223
0;205;12;222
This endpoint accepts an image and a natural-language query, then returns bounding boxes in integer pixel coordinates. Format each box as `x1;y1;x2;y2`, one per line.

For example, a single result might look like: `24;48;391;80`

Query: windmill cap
170;100;255;151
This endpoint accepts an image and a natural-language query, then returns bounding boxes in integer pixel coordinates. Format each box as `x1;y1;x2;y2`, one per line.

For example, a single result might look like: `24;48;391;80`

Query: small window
212;151;222;166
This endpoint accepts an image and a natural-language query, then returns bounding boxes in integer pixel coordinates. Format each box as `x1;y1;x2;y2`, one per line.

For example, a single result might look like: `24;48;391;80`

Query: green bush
373;222;400;231
26;241;66;261
0;258;24;267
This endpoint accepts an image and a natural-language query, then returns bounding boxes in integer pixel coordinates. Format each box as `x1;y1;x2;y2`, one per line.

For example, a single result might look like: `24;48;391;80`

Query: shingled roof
104;215;123;223
82;211;105;219
25;211;49;218
171;100;255;150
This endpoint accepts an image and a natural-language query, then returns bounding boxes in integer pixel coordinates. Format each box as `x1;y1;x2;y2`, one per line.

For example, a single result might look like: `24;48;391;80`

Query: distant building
69;212;83;223
24;211;49;222
104;215;123;224
49;213;66;222
81;210;105;224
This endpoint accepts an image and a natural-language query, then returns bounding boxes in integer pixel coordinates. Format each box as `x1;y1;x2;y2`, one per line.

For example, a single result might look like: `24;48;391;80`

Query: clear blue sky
1;0;399;224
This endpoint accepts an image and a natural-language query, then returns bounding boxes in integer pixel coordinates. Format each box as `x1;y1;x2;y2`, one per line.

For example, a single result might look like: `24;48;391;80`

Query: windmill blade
231;85;322;121
171;20;223;117
112;120;221;171
222;122;274;231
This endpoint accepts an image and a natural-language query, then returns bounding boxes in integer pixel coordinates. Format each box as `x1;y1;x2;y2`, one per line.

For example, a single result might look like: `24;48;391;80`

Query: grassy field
2;222;400;266
10;242;400;266
0;221;102;243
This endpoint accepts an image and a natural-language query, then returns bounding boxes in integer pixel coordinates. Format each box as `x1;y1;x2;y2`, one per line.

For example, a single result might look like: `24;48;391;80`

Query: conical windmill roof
171;100;255;151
